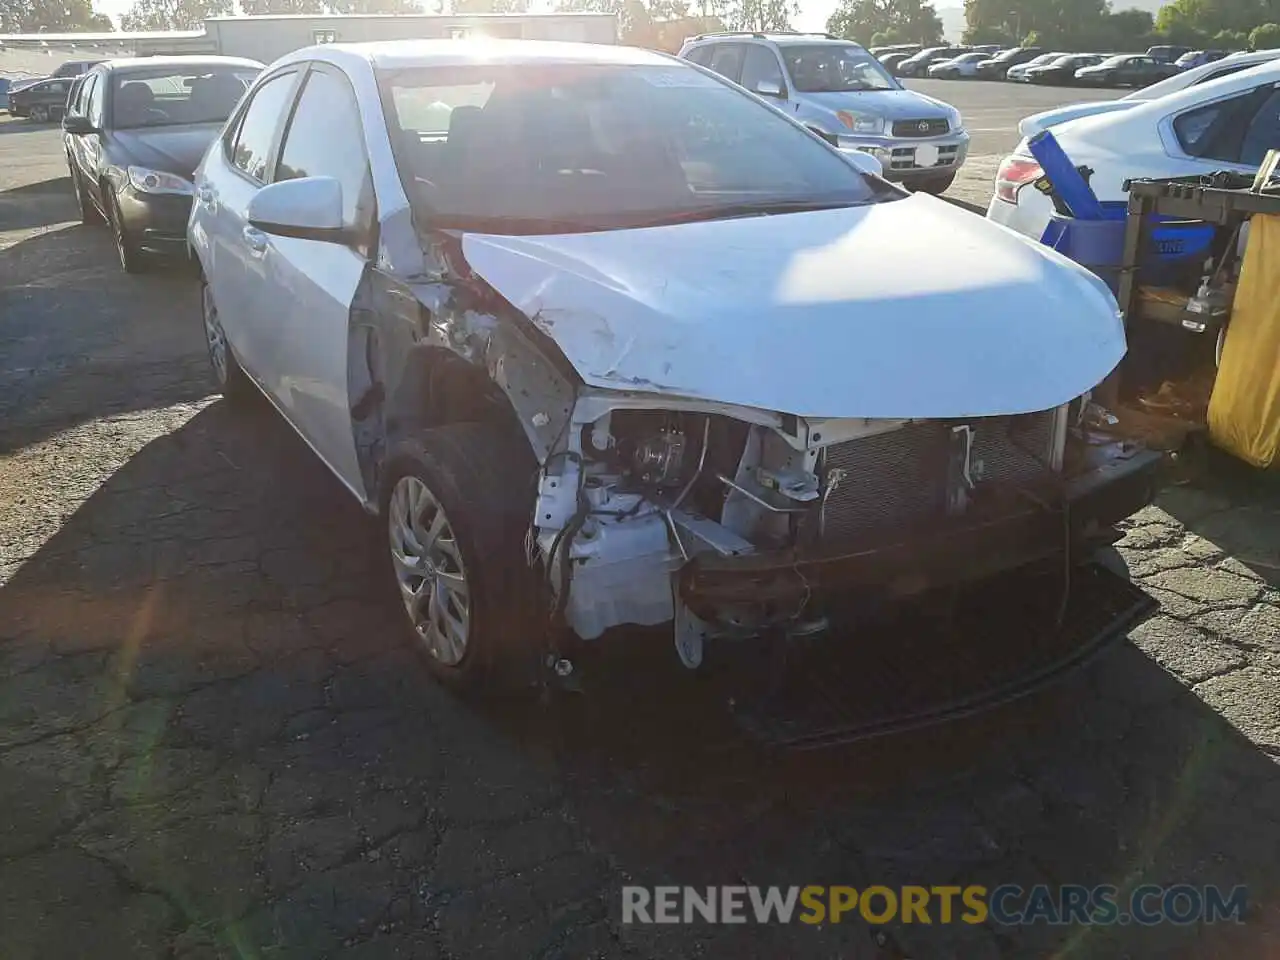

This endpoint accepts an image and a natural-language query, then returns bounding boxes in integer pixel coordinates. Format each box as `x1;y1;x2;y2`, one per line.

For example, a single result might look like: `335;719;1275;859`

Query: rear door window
707;44;746;83
1241;87;1280;166
739;45;785;93
685;45;713;67
1174;85;1276;163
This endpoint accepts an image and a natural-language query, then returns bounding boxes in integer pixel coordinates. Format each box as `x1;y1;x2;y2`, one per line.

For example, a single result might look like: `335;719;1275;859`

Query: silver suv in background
678;32;968;193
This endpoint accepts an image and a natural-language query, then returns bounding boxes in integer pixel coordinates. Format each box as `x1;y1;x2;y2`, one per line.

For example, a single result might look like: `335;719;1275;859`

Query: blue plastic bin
1040;203;1217;294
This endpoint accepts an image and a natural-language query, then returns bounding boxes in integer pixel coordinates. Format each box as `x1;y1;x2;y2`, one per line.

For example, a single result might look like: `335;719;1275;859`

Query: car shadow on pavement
0;199;211;455
0;119;52;137
0;396;1277;958
1156;445;1280;589
0;175;77;233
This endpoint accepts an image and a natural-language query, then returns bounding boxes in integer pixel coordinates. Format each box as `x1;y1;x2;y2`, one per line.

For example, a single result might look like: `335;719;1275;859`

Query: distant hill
936;0;1167;41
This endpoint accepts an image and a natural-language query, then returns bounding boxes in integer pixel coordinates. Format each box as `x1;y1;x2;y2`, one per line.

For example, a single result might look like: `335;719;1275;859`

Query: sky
89;0;961;36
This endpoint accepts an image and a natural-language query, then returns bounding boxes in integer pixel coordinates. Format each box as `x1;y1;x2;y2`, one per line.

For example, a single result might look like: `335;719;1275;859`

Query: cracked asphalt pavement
2;112;1279;960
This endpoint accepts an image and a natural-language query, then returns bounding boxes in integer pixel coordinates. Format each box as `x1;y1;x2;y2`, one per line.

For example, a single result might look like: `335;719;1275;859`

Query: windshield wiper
625;198;870;228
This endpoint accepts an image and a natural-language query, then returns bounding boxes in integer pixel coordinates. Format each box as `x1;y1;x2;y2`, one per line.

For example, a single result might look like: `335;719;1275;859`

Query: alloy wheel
388;475;471;666
202;285;229;387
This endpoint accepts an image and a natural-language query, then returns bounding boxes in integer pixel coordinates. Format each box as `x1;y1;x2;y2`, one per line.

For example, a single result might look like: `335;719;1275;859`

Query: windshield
110;66;259;129
1100;55;1133;67
382;63;891;234
955;53;989;63
780;44;898;92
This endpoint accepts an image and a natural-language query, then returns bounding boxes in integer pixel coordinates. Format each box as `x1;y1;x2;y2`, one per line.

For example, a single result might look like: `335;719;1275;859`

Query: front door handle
196;184;218;212
243;225;268;254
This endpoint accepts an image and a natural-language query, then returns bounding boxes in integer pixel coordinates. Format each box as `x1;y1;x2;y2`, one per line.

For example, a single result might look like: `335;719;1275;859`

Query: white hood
462;194;1126;420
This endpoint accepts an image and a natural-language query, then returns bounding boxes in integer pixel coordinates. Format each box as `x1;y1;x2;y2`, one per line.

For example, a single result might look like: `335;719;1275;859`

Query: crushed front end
531;392;1161;739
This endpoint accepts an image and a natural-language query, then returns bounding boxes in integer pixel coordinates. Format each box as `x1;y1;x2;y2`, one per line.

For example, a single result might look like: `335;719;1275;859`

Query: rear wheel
382;424;540;691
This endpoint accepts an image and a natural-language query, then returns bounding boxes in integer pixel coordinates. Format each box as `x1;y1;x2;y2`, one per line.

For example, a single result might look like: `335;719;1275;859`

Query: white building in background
1;12;617;73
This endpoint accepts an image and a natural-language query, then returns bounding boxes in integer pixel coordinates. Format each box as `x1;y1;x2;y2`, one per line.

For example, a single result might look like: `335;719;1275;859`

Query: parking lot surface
2;79;1280;960
906;78;1123;209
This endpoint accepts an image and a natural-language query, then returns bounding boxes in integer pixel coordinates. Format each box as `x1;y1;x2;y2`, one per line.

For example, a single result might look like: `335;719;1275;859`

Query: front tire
30;104;49;123
107;190;144;274
382;424;540;691
201;281;253;405
70;166;102;225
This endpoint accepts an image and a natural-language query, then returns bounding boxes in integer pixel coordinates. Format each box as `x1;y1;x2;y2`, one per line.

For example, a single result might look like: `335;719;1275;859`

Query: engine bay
531;391;1082;653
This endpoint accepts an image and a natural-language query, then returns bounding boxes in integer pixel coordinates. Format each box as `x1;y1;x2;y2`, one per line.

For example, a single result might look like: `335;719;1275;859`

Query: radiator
819;413;1057;542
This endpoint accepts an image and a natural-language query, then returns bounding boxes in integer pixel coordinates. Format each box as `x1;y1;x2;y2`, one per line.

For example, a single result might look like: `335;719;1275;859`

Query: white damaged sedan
189;39;1161;693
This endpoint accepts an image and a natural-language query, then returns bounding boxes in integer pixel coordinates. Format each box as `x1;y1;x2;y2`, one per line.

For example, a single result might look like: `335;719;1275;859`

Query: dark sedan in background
1024;53;1104;85
1075;54;1179;87
7;77;75;122
62;56;262;273
974;46;1043;79
894;45;970;77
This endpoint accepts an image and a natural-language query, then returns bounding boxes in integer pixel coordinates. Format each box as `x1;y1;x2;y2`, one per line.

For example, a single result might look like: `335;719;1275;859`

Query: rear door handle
243;225;268;254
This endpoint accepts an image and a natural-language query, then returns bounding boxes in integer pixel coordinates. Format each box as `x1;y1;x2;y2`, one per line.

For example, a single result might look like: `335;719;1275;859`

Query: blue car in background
679;32;969;194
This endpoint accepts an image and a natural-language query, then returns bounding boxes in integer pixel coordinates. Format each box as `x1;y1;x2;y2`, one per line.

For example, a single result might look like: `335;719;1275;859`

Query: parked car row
989;56;1280;241
4;58;104;118
884;42;1244;87
57;39;1162;698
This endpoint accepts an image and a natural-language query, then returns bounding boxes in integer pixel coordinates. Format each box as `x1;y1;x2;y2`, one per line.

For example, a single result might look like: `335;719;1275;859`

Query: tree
120;0;230;29
239;0;324;13
1212;27;1250;48
727;0;797;30
964;0;1108;50
554;0;699;41
1251;21;1280;46
1;0;116;31
452;0;528;10
828;0;942;46
1107;8;1154;45
1155;0;1265;40
327;0;421;11
869;25;906;44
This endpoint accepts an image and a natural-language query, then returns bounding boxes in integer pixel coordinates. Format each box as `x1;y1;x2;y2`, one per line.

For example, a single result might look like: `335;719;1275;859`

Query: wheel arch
350;269;577;511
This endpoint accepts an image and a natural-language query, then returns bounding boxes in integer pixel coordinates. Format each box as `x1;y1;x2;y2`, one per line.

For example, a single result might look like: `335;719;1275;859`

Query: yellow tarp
1207;213;1280;467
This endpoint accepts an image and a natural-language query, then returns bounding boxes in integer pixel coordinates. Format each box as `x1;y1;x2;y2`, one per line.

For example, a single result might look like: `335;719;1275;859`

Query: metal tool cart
1103;158;1280;464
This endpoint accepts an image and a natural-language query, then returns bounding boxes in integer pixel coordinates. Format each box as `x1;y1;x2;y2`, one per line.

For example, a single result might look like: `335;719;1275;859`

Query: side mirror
62;115;96;135
247;175;345;243
753;79;784;98
841;148;884;179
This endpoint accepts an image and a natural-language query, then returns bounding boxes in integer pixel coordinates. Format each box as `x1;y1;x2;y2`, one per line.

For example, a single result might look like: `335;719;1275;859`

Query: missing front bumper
680;446;1163;612
725;559;1157;749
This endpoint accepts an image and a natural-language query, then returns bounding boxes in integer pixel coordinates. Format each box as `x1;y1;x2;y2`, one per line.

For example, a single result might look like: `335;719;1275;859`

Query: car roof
1067;58;1280;138
99;55;264;73
1222;48;1280;63
341;38;674;71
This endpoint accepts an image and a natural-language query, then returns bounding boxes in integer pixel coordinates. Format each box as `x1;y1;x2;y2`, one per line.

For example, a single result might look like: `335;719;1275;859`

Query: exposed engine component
631;429;686;487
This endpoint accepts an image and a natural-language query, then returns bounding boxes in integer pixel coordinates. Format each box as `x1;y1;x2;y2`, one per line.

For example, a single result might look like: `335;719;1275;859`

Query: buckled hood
462;193;1126;420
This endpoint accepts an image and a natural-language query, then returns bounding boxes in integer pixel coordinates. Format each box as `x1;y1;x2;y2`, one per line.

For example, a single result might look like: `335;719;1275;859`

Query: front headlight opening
127;166;193;196
836;110;883;135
